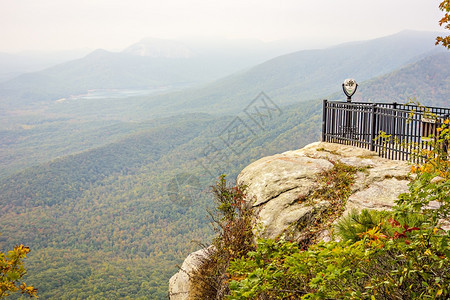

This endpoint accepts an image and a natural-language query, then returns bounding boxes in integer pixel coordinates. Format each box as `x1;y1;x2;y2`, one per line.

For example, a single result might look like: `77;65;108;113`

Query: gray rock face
237;142;411;239
237;151;335;238
238;155;334;207
346;178;409;212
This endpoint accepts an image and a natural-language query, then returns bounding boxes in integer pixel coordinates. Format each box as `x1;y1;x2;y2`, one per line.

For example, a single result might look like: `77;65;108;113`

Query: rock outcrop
237;142;411;239
168;247;211;300
169;142;412;299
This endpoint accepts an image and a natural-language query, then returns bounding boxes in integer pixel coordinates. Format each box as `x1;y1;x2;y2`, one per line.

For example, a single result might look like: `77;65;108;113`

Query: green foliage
228;215;449;299
290;161;360;247
396;118;450;222
227;239;306;299
436;0;450;49
336;209;425;243
0;243;37;298
336;209;390;243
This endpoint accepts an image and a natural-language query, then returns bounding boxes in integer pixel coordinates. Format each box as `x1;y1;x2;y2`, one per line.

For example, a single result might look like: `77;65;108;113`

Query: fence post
370;103;377;151
392;102;397;136
322;99;327;142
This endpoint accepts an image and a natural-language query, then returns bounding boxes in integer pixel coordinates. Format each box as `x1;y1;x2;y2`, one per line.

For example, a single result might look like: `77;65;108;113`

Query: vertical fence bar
370;104;377;152
322;99;327;142
392;102;397;160
328;103;336;142
381;107;387;158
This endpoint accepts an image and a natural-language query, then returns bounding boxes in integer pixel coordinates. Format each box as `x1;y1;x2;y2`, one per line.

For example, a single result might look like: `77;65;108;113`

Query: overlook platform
322;100;450;161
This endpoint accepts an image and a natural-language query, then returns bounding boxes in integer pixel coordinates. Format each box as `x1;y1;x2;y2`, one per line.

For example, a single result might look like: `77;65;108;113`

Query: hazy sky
0;0;445;52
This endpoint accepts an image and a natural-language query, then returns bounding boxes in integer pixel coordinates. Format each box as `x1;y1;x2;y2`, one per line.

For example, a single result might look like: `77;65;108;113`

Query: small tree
0;243;37;298
436;0;450;49
189;175;255;299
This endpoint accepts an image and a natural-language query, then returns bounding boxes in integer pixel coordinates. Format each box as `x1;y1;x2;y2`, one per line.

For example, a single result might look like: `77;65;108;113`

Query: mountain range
1;30;445;110
135;30;446;115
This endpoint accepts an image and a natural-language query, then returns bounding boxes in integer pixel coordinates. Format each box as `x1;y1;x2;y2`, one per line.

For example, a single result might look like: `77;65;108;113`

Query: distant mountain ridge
0;38;298;106
136;30;445;115
0;49;91;83
0;50;205;105
0;30;443;110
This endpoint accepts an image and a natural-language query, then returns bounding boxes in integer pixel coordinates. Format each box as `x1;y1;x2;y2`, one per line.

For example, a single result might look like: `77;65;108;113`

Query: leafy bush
228;219;448;299
336;209;426;243
0;243;37;298
396;118;449;222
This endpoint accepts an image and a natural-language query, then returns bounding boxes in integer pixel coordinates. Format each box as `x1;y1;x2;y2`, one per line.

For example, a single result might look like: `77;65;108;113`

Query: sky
0;0;445;53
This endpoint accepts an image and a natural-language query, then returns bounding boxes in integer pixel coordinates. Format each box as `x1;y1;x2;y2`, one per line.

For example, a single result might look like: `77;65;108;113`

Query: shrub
228;213;448;299
189;175;256;299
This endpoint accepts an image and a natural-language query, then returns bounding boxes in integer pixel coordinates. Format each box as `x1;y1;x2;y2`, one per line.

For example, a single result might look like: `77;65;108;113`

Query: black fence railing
322;100;450;161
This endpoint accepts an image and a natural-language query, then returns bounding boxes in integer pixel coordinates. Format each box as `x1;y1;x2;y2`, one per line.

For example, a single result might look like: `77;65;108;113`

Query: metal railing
322;100;450;161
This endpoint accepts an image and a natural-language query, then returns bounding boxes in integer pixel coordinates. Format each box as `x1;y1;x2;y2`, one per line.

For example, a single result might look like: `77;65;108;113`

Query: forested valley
0;30;449;299
0;100;321;298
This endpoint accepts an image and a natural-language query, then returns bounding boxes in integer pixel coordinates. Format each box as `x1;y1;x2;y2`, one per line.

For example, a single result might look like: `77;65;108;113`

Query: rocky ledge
237;141;411;239
169;142;412;299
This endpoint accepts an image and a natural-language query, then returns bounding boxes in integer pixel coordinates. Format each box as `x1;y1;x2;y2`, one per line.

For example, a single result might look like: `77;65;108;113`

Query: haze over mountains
0;37;310;106
1;30;446;112
138;30;446;115
0;30;449;299
123;38;196;58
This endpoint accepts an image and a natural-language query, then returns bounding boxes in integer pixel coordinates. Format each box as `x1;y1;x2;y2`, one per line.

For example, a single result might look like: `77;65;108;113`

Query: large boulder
237;142;411;239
